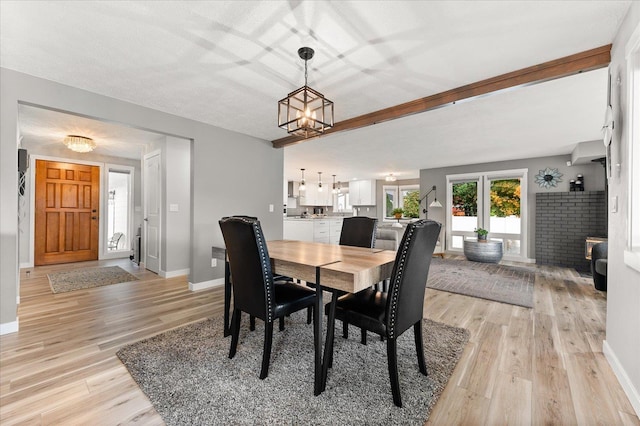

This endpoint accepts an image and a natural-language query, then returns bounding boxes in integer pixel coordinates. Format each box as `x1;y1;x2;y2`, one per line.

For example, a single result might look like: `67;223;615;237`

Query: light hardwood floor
1;258;638;425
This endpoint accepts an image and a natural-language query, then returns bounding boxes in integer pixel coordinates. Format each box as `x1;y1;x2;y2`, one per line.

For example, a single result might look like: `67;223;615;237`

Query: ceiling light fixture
299;168;306;191
332;175;338;194
278;47;334;138
63;135;96;153
318;172;323;192
385;174;397;182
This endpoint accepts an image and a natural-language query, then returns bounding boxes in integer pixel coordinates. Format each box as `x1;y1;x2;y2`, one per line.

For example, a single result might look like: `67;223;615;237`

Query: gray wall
0;68;284;328
420;154;605;260
606;1;640;416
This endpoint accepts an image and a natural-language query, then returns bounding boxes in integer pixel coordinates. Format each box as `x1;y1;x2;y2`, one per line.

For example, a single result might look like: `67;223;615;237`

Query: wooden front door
35;160;100;266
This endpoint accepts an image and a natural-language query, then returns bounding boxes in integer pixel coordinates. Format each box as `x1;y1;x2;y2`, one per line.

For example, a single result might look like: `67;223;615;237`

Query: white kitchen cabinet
284;218;343;244
329;218;343;244
349;180;376;205
299;183;332;206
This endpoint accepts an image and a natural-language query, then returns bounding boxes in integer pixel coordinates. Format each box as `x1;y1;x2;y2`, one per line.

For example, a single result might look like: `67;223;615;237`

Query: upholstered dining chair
336;216;378;344
219;216;316;379
325;219;442;407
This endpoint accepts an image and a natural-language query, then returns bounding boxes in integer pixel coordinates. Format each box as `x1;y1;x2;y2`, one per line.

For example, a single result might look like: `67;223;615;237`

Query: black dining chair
325;219;442;407
335;216;378;344
219;216;316;379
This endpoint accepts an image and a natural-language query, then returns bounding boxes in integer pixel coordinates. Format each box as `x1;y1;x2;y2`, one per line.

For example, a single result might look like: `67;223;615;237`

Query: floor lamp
419;185;443;219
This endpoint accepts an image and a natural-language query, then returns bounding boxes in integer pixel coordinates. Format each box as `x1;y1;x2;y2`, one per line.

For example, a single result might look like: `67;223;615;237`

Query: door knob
144;218;148;222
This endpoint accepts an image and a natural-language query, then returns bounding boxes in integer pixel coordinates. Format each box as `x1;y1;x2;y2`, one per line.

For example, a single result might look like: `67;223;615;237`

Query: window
382;184;419;219
625;23;640;272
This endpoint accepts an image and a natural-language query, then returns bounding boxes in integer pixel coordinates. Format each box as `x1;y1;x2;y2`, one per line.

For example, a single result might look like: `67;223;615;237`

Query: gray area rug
48;266;138;294
427;257;534;308
117;311;469;425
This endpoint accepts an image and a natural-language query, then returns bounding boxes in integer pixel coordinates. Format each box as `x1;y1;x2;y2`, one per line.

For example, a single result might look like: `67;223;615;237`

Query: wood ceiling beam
271;44;611;149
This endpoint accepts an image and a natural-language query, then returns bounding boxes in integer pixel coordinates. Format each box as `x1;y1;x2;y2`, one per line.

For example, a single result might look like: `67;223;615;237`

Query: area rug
117;311;469;425
48;266;138;294
427;257;534;308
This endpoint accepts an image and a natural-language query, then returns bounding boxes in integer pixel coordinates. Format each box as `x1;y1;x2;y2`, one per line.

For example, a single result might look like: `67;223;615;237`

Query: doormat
48;266;138;294
427;258;534;308
117;312;469;425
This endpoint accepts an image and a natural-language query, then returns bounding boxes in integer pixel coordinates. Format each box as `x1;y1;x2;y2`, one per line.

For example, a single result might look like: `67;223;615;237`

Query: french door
446;169;528;261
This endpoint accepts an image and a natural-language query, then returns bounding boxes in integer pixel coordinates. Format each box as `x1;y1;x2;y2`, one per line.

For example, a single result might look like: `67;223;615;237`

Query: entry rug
48;266;138;294
427;257;534;308
117;312;469;425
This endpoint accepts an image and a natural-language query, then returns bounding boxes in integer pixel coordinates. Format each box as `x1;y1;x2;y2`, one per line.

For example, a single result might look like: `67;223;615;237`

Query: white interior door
143;151;161;273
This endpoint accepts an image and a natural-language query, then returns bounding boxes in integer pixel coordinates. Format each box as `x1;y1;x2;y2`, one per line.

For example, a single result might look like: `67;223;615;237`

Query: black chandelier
278;47;334;138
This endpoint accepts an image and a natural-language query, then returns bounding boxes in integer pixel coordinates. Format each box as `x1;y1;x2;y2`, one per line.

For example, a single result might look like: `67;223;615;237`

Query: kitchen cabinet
299;183;332;206
349;180;376;205
283;218;343;244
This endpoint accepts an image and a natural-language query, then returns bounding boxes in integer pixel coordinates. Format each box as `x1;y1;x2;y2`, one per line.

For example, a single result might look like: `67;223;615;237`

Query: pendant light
278;47;334;138
299;168;306;191
317;172;323;192
332;175;338;194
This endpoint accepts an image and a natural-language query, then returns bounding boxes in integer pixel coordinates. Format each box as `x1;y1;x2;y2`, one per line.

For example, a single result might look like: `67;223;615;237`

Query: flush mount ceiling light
278;47;334;138
317;172;323;192
299;168;306;191
63;135;96;153
385;174;397;182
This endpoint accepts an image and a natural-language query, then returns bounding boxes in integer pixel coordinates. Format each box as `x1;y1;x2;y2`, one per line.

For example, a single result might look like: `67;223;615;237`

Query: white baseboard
0;319;19;335
159;268;190;279
603;340;640;418
189;277;224;291
19;262;33;269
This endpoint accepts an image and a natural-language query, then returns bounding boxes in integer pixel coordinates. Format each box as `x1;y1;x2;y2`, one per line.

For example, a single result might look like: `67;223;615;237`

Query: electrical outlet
211;258;217;268
611;196;618;213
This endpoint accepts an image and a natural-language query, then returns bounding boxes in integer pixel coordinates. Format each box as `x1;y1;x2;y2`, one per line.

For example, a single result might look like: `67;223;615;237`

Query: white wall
604;1;640;417
0;68;284;330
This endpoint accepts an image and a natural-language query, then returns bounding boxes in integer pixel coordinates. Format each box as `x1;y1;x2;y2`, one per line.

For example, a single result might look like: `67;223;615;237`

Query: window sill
624;249;640;273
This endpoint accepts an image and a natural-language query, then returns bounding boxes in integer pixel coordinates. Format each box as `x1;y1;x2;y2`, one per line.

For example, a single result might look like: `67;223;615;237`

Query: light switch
169;204;179;212
269;204;274;212
611;196;618;213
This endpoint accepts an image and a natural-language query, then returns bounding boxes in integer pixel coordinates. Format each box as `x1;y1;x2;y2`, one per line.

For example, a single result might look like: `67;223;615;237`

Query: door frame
102;164;136;260
446;168;529;262
27;154;136;267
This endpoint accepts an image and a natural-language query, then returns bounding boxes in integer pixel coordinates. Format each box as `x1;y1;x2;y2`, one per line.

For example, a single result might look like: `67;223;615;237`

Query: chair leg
414;321;428;376
307;306;312;324
360;328;367;345
229;309;241;359
260;320;274;380
279;316;285;331
250;315;256;331
342;320;349;339
386;337;402;407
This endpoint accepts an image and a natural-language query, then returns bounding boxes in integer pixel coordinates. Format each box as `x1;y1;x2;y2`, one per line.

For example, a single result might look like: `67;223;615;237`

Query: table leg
313;267;323;396
321;289;339;392
224;258;231;337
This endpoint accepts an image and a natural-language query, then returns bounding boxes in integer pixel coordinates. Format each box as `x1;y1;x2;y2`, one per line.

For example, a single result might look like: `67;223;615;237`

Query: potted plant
475;228;488;241
391;208;404;219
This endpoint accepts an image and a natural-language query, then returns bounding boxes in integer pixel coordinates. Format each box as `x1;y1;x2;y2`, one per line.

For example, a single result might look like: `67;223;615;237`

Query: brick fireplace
535;191;607;272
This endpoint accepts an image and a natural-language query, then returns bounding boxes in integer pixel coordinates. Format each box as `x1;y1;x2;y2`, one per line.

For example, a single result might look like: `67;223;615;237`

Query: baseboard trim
160;268;190;279
189;277;224;291
19;262;33;269
0;319;19;335
603;340;640;418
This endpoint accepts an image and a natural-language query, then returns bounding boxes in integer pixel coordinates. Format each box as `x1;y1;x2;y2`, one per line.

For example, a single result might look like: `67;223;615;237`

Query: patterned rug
117;312;469;425
48;266;138;294
427;258;535;308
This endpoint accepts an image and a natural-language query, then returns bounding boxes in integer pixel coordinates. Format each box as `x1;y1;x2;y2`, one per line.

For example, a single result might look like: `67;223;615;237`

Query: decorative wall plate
535;167;563;189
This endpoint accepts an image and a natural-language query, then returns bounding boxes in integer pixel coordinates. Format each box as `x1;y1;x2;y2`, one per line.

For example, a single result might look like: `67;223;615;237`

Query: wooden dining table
223;239;397;395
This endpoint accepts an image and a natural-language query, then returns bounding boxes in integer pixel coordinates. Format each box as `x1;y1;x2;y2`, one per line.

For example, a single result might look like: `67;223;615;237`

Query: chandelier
278;47;334;138
64;135;96;153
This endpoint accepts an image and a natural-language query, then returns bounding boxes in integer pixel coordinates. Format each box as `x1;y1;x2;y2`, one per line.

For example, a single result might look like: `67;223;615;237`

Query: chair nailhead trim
388;223;416;338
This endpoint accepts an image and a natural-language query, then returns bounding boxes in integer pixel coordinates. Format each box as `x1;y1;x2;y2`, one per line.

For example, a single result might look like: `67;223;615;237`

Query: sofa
591;242;607;291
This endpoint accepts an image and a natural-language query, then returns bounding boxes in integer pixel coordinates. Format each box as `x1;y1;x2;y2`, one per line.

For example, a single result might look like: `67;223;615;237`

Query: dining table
222;239;397;395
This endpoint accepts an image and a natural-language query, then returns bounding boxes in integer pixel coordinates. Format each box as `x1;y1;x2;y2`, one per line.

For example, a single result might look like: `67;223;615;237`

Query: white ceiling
0;1;631;180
